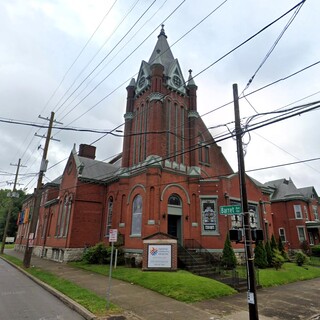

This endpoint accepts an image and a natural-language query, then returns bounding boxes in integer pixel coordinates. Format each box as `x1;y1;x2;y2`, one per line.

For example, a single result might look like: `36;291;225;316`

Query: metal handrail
184;239;220;266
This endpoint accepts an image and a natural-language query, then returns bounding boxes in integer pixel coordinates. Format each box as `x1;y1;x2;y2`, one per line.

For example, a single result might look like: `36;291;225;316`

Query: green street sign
219;205;242;215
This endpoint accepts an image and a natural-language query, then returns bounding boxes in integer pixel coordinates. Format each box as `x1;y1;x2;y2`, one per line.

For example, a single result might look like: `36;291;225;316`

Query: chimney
79;144;96;159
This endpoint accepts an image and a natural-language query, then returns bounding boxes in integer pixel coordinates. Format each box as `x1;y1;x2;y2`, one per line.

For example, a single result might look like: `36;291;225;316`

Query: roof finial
187;69;197;87
158;24;167;38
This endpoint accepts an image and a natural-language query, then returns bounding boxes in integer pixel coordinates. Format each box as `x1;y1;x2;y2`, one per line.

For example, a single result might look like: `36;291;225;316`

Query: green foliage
311;244;320;257
254;240;268;269
83;242;125;265
277;238;288;260
221;234;237;269
300;240;311;256
3;254;118;315
295;251;309;266
278;237;284;253
0;189;27;240
259;262;320;287
272;249;285;270
71;262;236;302
270;234;277;252
83;242;111;264
265;241;273;267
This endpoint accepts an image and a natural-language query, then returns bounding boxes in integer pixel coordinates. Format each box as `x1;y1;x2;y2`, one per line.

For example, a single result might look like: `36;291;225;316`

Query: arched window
106;197;113;237
55;195;72;237
131;195;142;236
168;194;181;206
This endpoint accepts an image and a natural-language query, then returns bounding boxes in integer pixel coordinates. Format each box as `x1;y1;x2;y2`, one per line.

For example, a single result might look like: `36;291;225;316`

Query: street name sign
219;205;242;215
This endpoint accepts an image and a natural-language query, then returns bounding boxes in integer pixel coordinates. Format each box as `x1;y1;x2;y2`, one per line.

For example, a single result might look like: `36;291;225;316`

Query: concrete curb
0;256;98;320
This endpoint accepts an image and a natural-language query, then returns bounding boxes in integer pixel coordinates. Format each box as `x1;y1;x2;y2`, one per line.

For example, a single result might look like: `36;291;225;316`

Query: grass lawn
309;256;320;267
259;262;320;287
71;260;320;301
70;261;236;303
0;243;15;249
1;254;120;317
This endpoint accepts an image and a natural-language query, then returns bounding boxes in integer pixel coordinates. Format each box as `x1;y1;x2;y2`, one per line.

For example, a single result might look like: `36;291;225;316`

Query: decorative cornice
148;92;164;102
188;110;199;118
124;112;134;120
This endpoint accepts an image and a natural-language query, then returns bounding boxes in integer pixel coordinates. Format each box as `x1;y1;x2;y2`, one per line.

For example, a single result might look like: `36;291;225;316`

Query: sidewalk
3;249;273;320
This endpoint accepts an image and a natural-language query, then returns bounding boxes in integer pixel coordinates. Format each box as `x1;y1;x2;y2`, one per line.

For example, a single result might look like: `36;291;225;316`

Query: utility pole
233;83;259;320
23;112;55;268
1;159;22;254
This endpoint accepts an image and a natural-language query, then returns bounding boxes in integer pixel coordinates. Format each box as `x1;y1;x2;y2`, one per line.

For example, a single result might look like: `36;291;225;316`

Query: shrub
221;234;237;269
270;234;277;252
295;251;309;266
83;242;110;264
272;249;285;270
265;241;273;267
311;244;320;257
277;238;288;261
300;240;311;256
254;240;268;269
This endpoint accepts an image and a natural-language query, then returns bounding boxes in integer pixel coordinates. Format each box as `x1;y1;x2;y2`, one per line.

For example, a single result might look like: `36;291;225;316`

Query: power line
64;0;300;145
55;0;169;123
241;0;305;96
56;0;156;120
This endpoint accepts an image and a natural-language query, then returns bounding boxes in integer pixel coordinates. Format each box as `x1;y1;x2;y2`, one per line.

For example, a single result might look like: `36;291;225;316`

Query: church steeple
148;25;175;72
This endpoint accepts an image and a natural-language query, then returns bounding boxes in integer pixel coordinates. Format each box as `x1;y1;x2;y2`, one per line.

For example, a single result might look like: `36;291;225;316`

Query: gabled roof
299;186;319;200
264;178;304;201
72;146;118;183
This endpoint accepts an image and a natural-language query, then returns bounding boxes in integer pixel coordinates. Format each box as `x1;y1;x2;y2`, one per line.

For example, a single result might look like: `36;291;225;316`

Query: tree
254;240;268;268
265;240;273;267
270;234;277;252
221;233;237;269
278;236;288;260
272;249;285;270
0;189;27;241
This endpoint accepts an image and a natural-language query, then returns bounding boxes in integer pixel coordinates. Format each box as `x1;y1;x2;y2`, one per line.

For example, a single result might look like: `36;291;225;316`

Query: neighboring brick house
15;194;34;249
299;186;320;246
264;178;320;249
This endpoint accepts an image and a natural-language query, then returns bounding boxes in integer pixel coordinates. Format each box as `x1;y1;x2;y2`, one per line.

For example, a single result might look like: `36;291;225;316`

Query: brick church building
15;27;289;262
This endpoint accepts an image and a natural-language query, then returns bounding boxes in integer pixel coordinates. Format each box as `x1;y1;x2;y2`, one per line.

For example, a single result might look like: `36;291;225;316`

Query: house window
201;198;218;235
294;205;302;219
198;142;210;165
131;195;142;236
55;196;72;238
297;226;306;242
313;205;319;220
279;228;286;242
304;206;309;221
168;194;181;206
309;232;315;245
106;197;113;237
63;197;72;237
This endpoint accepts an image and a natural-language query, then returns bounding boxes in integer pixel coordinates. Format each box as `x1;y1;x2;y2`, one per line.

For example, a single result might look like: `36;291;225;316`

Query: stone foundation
14;244;84;263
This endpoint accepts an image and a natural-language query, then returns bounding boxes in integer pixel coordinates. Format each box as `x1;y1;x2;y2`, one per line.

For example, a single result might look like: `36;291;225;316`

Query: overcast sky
1;0;320;195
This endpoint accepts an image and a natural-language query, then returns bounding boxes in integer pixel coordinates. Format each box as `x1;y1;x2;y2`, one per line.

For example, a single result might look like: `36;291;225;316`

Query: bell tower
121;26;199;174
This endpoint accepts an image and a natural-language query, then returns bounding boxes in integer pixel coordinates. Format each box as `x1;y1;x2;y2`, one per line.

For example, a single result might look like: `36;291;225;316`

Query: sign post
106;229;117;309
219;205;242;215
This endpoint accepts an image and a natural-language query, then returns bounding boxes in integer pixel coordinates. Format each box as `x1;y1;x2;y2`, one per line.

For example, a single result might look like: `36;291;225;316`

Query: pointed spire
187;69;197;87
151;49;163;67
158;24;167;38
149;25;174;72
127;78;136;87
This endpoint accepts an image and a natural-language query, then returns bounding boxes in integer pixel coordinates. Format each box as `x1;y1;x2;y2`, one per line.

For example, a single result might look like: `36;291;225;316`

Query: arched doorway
167;194;182;244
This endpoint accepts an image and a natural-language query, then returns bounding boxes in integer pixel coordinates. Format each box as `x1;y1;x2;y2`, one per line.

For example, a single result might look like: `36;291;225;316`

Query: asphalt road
0;258;85;320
